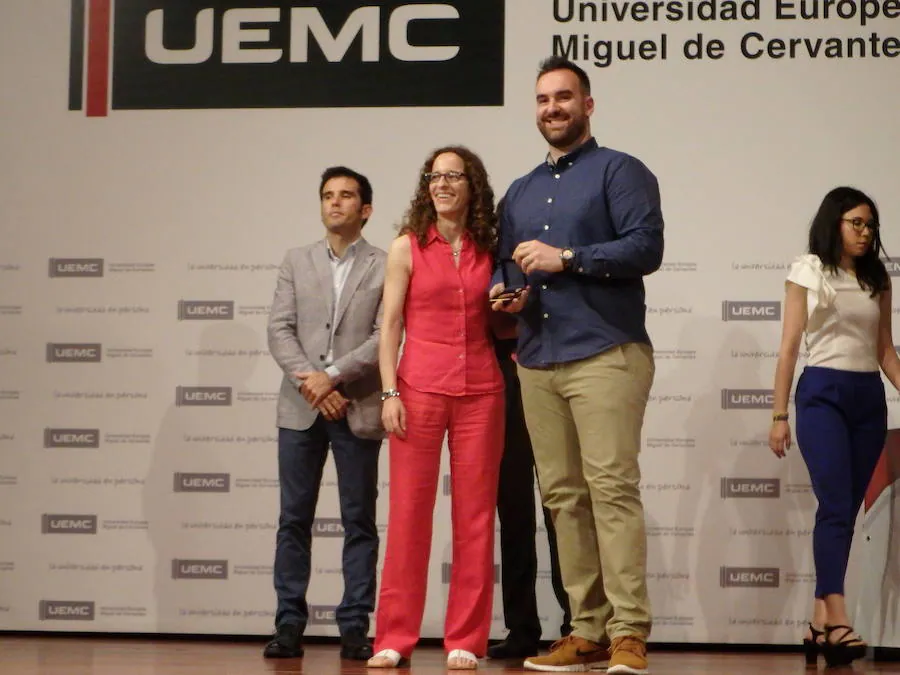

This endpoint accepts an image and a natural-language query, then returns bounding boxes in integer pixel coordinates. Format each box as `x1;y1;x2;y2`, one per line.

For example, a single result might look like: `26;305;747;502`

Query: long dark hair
398;145;497;254
808;186;888;297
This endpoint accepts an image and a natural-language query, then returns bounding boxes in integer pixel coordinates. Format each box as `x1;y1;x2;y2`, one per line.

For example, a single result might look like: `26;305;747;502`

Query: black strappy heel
803;623;824;666
822;624;867;667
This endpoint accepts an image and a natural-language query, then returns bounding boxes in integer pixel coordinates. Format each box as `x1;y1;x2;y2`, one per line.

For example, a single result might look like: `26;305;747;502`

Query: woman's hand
382;397;407;439
769;420;791;458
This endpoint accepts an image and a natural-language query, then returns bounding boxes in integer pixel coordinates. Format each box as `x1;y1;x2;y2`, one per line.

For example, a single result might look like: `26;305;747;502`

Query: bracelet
772;412;789;422
380;389;400;402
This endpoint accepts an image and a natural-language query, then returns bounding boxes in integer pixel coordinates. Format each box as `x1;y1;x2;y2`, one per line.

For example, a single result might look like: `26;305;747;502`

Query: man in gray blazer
265;166;387;661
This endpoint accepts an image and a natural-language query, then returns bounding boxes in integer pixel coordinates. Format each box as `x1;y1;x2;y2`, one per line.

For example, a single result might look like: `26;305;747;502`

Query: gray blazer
267;238;387;440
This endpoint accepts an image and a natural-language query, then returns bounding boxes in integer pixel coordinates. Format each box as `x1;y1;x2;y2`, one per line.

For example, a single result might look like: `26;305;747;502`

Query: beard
538;114;588;150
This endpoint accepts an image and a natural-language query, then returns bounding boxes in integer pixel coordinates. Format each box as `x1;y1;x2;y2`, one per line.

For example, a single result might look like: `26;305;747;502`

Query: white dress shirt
323;237;360;382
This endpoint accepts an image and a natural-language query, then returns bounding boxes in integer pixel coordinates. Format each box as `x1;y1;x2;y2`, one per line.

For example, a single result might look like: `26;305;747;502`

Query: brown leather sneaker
607;635;649;674
523;635;610;672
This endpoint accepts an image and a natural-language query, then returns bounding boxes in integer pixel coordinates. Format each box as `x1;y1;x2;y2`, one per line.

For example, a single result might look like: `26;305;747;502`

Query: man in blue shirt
491;56;664;675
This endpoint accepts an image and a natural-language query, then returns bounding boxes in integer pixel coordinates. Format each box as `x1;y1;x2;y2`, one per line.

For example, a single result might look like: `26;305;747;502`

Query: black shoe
802;622;824;666
340;628;373;660
263;623;304;659
821;624;867;667
486;636;540;659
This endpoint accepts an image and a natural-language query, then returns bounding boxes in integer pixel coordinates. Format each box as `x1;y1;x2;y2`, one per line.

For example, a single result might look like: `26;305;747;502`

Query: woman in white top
770;186;900;667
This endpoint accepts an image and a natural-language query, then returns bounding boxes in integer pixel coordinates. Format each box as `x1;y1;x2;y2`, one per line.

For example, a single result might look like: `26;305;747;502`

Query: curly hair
398;145;498;254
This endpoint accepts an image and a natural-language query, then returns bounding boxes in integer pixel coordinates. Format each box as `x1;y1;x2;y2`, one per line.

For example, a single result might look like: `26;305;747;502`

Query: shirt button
554;174;560;179
543;313;550;319
543;224;550;230
541;284;548;290
458;354;464;359
547;198;553;204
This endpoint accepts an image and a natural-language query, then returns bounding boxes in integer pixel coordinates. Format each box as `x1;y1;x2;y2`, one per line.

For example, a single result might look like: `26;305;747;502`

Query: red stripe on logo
86;0;111;117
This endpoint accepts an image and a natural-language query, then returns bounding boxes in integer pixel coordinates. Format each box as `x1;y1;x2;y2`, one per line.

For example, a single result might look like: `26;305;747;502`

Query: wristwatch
380;389;400;401
560;248;575;270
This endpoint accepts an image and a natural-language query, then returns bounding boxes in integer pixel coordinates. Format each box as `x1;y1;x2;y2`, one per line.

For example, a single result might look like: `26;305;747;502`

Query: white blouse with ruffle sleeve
786;254;880;372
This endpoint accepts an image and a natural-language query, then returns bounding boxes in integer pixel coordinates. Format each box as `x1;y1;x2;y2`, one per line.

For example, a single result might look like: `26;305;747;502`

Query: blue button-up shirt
493;137;664;368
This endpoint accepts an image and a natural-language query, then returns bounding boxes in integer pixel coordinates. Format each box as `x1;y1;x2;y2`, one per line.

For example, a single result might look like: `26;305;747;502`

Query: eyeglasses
842;217;879;233
424;171;467;184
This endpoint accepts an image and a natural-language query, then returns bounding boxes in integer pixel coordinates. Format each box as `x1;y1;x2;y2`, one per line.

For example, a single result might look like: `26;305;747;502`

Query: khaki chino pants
517;342;654;643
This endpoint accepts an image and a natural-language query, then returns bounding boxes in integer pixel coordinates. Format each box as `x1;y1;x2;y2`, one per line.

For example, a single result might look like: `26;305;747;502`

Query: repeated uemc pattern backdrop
0;250;827;642
2;0;900;647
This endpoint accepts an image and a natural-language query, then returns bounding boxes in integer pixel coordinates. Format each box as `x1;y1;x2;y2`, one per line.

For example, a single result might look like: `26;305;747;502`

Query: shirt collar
545;136;598;171
424;226;441;247
326;236;361;262
424;225;468;248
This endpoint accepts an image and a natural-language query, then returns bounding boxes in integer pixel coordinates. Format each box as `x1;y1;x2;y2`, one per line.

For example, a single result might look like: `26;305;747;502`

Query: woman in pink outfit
367;146;505;670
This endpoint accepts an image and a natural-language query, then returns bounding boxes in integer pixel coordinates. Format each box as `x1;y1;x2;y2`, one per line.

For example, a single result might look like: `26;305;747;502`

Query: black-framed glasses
842;217;879;233
424;171;467;184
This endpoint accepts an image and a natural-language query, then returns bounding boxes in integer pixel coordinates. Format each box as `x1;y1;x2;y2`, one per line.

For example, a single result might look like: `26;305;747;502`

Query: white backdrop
1;0;899;646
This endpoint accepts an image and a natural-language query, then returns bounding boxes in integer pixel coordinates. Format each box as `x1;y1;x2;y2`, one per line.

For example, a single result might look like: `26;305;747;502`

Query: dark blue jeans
795;366;886;598
274;418;381;635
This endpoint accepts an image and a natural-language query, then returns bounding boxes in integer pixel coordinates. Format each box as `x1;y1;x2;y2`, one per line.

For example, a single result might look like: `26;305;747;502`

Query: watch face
562;249;574;260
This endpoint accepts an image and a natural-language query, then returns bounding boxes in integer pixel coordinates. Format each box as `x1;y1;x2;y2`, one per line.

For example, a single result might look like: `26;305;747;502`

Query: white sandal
447;649;478;670
367;649;406;668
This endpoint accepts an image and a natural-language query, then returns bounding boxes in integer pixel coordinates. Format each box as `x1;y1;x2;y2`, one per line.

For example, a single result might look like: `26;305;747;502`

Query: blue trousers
795;366;886;598
274;418;381;634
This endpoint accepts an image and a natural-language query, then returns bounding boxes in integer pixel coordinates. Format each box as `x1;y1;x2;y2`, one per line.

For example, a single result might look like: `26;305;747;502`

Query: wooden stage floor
1;636;899;674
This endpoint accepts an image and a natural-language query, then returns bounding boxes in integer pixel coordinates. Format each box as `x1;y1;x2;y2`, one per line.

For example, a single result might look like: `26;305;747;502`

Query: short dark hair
537;56;591;95
319;166;373;206
808;186;888;297
319;166;373;226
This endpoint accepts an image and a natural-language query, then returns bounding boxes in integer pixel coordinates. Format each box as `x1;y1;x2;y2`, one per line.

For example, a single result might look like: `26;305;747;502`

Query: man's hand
293;370;334;408
317;390;348;421
513;240;564;275
489;282;530;314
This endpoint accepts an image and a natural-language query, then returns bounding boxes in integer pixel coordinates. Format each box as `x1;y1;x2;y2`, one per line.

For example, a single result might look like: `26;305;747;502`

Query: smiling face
535;68;594;153
427;152;471;223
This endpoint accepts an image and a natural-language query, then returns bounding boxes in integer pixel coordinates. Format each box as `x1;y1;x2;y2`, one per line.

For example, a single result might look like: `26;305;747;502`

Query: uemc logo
883;257;900;276
46;343;102;363
171;559;229;579
42;514;98;534
177;300;234;320
70;1;505;117
721;389;774;410
173;472;230;493
308;604;339;626
48;258;104;278
721;301;780;321
175;386;232;406
44;428;100;448
313;518;344;537
719;566;780;588
442;562;499;584
39;600;95;621
720;478;780;499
